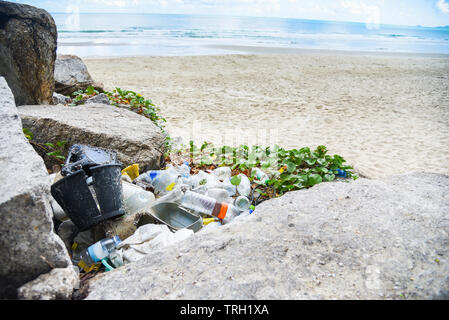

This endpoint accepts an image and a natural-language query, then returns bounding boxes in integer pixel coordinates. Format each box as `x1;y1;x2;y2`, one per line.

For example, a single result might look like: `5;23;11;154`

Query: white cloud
437;0;449;14
340;0;383;29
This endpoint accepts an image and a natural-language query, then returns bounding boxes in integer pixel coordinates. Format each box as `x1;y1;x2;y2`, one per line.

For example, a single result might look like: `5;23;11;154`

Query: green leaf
323;173;335;181
56;140;68;147
22;128;33;140
230;175;242;186
307;173;322;186
46;151;61;156
44;143;55;148
286;161;296;173
305;158;317;166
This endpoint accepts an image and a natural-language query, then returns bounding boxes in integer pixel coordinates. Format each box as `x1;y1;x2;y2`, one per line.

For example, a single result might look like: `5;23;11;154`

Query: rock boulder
18;103;166;172
0;77;76;299
54;55;104;96
85;172;449;300
0;1;57;105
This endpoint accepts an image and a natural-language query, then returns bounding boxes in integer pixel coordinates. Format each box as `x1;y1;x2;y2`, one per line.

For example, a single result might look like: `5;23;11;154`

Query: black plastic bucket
51;164;125;231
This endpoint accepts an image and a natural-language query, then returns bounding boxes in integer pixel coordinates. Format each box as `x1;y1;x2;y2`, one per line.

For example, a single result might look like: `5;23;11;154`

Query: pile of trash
50;144;265;277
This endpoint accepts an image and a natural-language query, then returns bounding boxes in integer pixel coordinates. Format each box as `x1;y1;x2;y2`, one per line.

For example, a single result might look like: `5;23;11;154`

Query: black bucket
51;164;125;231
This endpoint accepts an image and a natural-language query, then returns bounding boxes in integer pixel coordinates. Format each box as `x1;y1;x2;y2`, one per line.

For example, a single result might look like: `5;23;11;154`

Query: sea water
51;13;449;57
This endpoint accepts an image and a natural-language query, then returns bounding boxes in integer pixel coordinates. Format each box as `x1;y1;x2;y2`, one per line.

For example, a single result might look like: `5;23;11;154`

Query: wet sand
85;48;449;178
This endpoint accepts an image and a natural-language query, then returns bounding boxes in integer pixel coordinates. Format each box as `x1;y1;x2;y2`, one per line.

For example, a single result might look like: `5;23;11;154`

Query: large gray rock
17;267;79;300
0;77;75;299
0;1;56;105
54;55;104;96
85;172;449;300
18;103;166;172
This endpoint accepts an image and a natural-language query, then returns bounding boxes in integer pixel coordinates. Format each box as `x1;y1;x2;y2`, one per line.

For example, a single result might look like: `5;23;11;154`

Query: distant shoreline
75;45;449;59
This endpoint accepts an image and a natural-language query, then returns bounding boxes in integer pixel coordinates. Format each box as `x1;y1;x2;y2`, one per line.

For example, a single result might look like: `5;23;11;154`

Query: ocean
51;13;449;57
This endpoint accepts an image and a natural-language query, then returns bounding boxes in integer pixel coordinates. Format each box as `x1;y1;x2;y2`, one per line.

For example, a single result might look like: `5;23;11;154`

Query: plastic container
236;174;251;197
51;164;125;232
145;167;180;196
74;236;122;269
122;181;155;214
234;195;250;211
212;166;232;181
180;190;240;224
207;188;232;203
149;202;203;233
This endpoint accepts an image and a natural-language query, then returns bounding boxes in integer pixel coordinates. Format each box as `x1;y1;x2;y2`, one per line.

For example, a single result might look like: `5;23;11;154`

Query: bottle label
166;182;176;191
212;202;228;220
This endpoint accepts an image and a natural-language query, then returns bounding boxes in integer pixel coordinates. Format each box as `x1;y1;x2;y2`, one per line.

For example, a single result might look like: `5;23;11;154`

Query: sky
9;0;449;27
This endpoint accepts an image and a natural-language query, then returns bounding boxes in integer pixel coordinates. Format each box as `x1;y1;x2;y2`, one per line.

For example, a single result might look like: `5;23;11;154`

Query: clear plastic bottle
176;161;191;179
212;166;231;182
122;181;155;214
180;190;240;224
134;169;163;184
149;167;181;195
73;236;122;269
234;195;250;211
236;174;251;197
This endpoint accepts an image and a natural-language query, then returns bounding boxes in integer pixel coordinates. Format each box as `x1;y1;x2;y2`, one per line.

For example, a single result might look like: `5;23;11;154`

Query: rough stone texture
18;103;166;172
52;92;71;105
85;172;449;300
0;1;56;105
85;93;110;105
17;267;79;300
0;77;75;299
54;55;104;96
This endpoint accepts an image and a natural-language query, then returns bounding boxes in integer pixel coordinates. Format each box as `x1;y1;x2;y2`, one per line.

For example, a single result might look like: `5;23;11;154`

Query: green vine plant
166;141;357;204
22;128;67;164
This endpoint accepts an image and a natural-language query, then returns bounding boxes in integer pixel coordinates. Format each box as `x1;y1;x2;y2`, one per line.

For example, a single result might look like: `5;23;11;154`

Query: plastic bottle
176;161;191;179
149;167;181;195
236;174;251;197
134;169;163;184
221;178;236;197
212;166;231;182
251;168;269;184
122;181;155;214
74;236;121;269
180;190;240;224
207;188;232;203
234;195;250;211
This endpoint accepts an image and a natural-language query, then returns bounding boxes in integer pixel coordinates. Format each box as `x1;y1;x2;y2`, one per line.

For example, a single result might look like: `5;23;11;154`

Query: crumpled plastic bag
115;224;194;264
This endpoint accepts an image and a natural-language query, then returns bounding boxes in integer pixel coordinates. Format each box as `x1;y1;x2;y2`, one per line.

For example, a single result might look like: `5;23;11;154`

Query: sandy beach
84;48;449;179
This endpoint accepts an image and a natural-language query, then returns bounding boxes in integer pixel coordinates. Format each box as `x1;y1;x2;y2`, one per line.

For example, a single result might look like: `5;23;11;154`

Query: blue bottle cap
149;171;159;180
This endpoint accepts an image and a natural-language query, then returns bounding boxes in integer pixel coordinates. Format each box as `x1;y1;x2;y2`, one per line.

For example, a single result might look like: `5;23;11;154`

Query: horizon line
48;12;449;29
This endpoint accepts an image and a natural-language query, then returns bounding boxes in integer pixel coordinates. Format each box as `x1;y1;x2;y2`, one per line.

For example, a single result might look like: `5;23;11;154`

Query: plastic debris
72;236;122;272
116;224;193;264
122;181;155;215
121;164;140;180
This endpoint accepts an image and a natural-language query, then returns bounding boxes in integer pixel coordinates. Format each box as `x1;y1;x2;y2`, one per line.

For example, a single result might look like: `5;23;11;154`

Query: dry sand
85;49;449;179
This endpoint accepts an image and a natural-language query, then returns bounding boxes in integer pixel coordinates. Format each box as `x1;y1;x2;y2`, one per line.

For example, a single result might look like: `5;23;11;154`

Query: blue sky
9;0;449;27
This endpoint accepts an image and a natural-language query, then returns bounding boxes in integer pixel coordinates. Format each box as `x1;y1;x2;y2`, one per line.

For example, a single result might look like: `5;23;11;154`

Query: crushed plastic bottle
212;166;231;182
122;181;155;214
73;236;121;271
236;173;251;197
180;190;240;224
